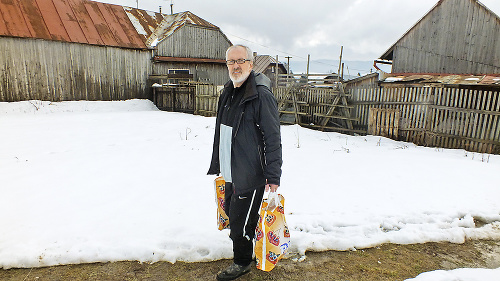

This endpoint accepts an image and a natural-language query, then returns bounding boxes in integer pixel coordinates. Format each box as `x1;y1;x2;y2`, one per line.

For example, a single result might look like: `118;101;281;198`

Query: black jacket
208;71;282;195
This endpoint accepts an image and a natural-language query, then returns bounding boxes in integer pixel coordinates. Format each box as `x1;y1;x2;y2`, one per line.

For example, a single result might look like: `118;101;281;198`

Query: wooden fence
368;108;400;139
157;82;500;155
349;85;500;154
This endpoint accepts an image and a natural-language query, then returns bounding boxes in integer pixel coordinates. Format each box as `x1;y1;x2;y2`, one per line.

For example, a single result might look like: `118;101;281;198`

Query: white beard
230;71;250;86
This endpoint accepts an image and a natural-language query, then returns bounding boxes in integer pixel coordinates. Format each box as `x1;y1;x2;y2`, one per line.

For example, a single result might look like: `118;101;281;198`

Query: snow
1;99;499;280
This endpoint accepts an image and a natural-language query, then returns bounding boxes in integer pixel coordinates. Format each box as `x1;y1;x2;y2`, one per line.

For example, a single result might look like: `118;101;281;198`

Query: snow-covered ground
1;99;499;280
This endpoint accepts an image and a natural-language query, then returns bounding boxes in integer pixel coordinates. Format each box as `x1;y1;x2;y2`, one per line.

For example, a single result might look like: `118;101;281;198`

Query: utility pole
136;0;138;9
170;0;174;14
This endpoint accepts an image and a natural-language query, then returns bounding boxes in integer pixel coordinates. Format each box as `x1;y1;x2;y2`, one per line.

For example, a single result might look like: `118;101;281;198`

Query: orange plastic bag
254;192;291;271
214;176;230;230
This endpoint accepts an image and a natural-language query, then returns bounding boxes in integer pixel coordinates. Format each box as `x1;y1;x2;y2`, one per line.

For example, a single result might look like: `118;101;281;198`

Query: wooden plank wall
153;62;229;86
393;0;500;74
0;37;151;102
156;25;230;60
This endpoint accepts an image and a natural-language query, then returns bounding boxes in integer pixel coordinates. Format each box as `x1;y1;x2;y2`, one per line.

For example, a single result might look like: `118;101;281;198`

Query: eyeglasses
226;59;251;65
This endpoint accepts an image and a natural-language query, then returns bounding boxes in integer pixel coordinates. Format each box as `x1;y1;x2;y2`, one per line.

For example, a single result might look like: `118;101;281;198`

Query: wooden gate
153;85;195;113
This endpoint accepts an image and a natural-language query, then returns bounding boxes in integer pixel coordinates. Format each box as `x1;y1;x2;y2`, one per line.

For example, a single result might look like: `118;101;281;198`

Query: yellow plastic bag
214;176;230;230
254;192;291;271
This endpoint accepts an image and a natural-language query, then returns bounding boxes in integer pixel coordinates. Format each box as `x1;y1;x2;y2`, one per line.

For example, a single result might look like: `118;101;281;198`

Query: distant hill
288;59;391;78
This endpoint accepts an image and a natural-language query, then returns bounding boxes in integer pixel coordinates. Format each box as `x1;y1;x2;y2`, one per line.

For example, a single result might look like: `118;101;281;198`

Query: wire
225;32;373;73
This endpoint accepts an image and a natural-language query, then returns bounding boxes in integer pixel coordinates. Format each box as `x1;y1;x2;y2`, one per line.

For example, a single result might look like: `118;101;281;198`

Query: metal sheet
36;0;71;41
19;0;52;39
108;4;145;48
0;0;31;37
84;2;117;46
123;7;164;43
67;0;104;45
53;0;87;43
382;73;500;86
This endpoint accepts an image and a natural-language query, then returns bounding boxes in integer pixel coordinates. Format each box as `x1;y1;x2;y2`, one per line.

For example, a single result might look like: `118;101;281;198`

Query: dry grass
1;239;498;281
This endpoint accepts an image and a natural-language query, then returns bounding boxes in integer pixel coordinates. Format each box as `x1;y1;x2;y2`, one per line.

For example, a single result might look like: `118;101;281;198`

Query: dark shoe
216;263;251;281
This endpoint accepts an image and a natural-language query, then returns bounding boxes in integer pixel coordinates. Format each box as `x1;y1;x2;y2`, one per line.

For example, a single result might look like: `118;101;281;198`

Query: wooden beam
154;56;226;64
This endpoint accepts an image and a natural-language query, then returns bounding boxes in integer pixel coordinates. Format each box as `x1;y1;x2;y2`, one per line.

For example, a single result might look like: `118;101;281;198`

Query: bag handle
264;191;280;211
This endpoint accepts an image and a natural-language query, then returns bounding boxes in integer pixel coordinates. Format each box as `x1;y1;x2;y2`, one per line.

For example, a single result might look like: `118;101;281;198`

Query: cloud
106;0;500;62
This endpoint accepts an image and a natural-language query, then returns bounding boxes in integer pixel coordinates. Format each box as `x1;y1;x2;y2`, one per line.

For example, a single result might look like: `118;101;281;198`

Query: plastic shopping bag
254;192;291;271
214;176;230;230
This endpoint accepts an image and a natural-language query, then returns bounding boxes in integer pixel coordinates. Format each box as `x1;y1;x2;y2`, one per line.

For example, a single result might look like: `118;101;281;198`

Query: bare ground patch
1;239;499;281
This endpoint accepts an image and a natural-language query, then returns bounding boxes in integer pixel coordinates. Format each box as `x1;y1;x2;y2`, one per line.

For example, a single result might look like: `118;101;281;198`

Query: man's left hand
265;184;279;192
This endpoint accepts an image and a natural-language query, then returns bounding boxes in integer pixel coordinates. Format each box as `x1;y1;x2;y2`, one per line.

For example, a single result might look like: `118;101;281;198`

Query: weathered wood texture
156;25;230;59
153;25;231;85
0;37;151;102
391;0;500;74
153;86;195;113
274;86;359;133
368;108;400;139
153;62;229;86
152;83;221;117
350;84;500;154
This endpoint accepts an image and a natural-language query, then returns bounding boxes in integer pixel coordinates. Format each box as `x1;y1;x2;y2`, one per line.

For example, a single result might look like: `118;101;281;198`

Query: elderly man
208;45;282;280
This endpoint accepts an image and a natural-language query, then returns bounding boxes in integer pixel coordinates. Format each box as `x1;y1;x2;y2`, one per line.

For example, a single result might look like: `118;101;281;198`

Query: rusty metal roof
253;55;287;74
128;10;220;48
0;0;147;49
0;0;222;50
381;73;500;86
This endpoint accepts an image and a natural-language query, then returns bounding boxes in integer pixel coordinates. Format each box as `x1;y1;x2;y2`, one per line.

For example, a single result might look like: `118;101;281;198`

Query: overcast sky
102;0;500;72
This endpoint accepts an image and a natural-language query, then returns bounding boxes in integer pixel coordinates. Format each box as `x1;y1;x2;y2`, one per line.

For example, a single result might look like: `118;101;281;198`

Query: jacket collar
224;71;271;104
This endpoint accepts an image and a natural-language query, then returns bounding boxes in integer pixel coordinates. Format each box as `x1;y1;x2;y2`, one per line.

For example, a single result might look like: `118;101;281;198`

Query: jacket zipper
233;111;245;137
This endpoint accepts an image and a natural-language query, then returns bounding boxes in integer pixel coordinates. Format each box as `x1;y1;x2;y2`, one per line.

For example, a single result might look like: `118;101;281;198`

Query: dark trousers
224;183;265;266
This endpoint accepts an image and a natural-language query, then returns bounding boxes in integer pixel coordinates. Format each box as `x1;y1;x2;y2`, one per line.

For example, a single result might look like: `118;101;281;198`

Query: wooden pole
338;46;343;82
341;63;344;81
306;54;310;81
275;55;279;88
285;56;291;86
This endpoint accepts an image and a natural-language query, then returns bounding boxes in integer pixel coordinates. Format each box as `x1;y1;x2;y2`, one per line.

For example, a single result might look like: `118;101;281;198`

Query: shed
133;11;233;86
378;0;500;74
253;55;288;88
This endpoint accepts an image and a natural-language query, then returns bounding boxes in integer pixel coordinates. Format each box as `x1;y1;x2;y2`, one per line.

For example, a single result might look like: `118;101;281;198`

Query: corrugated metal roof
381;73;500;86
0;0;147;49
253;55;286;73
0;0;223;51
137;11;220;48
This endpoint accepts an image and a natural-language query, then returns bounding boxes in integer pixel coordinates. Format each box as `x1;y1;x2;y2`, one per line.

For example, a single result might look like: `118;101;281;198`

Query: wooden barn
0;0;231;102
343;0;500;154
134;10;232;86
377;0;500;74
